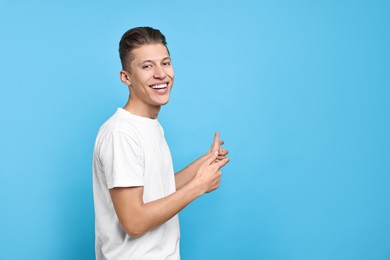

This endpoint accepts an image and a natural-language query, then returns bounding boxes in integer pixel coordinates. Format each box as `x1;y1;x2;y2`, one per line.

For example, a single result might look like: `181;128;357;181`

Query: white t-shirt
93;108;180;260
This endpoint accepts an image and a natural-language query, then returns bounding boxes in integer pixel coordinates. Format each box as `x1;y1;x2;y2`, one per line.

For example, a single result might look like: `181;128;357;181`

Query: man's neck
123;99;161;119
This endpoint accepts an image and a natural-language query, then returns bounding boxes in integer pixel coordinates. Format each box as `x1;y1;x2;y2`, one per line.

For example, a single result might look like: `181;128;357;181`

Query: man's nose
153;65;166;79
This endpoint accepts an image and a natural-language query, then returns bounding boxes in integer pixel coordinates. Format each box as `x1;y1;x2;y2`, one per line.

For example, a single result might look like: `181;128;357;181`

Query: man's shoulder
97;109;140;140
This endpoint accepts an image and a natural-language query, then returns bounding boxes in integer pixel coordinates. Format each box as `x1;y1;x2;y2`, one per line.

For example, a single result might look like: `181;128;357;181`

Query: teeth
151;84;167;89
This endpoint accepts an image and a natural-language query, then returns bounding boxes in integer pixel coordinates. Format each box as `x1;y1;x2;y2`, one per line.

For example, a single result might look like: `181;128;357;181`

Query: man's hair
119;26;169;70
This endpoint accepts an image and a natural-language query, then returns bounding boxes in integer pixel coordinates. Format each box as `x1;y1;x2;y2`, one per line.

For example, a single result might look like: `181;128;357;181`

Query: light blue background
1;1;389;259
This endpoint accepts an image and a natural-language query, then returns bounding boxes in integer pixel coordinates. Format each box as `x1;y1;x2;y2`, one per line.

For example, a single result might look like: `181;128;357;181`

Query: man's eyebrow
140;59;153;64
140;57;171;64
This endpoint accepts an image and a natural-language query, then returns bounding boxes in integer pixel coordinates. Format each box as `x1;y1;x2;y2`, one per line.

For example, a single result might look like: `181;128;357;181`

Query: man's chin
156;95;171;106
160;100;170;106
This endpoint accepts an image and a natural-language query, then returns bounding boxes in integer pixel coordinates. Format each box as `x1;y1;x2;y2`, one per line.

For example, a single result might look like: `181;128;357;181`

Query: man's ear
120;70;131;86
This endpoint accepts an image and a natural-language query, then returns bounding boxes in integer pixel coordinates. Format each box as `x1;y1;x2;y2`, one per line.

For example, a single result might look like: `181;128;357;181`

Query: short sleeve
99;130;144;189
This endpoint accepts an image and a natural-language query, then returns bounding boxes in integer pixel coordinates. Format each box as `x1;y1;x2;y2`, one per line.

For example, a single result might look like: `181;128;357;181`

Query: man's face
125;43;174;109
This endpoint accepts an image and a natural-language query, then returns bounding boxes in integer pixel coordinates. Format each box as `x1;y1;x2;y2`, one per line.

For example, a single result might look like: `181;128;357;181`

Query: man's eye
163;62;171;66
143;65;152;69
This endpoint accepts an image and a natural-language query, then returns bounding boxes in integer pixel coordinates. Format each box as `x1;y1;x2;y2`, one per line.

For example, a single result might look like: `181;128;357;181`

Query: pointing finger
211;132;220;152
213;157;230;169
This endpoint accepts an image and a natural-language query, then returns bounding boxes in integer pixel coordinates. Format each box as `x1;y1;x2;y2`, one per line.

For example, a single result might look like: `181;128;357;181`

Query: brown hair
119;26;169;70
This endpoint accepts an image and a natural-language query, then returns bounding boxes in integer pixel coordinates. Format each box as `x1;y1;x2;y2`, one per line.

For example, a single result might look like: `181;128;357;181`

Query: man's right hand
193;150;230;194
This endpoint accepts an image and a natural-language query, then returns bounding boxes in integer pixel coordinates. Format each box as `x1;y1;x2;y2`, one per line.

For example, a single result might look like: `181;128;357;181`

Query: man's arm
175;132;229;190
110;151;229;237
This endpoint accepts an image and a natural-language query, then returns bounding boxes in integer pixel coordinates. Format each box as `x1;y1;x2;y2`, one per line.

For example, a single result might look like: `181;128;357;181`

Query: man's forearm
110;183;203;237
138;181;203;234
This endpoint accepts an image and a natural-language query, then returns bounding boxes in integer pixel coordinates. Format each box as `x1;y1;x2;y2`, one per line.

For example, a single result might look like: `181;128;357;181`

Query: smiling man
92;27;230;260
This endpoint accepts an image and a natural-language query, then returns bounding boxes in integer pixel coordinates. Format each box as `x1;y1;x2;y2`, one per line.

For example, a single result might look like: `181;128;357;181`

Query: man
93;26;230;260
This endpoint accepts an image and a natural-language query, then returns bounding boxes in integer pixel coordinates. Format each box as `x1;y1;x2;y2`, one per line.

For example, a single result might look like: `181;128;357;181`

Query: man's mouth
150;83;168;89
